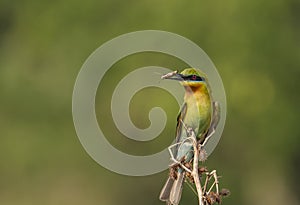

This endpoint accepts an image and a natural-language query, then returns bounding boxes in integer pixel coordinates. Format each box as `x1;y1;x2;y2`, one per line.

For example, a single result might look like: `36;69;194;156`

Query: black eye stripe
179;74;205;81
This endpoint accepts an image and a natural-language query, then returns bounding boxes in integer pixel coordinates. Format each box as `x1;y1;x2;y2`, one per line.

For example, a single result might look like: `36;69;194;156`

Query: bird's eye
191;75;197;80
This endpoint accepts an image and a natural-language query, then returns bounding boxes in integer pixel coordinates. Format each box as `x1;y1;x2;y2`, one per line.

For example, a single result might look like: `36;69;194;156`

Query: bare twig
167;119;229;205
191;137;204;205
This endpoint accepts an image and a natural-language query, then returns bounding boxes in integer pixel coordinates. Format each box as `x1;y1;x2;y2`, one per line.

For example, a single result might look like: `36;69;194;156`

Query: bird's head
162;68;207;89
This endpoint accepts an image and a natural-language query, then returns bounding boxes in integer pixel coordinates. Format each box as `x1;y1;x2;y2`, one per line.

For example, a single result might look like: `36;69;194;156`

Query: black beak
165;74;184;81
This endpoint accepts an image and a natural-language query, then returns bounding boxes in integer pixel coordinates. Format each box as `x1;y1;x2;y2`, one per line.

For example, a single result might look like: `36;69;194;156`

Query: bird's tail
159;172;184;205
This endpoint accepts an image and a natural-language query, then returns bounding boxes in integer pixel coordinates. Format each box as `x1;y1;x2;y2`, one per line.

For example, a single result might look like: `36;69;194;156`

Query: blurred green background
0;0;299;205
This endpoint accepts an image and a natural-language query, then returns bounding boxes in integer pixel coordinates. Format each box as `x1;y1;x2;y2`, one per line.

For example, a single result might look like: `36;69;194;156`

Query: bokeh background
0;0;299;205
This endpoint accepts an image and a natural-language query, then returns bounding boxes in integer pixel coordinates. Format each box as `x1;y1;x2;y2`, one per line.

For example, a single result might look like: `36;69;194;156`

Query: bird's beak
161;71;183;81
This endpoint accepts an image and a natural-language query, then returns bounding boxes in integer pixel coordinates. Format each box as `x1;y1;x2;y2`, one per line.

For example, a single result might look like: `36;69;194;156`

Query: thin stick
211;170;219;194
191;136;204;205
208;181;216;193
186;181;198;197
203;173;210;194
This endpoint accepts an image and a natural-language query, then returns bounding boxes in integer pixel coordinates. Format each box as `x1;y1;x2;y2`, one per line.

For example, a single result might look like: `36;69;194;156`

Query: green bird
159;68;220;205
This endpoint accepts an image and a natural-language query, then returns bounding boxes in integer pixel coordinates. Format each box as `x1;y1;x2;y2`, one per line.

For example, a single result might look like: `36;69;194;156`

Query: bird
159;68;220;205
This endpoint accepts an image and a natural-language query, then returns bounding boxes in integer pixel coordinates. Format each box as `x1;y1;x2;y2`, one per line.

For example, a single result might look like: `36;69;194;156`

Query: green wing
171;103;187;157
210;101;220;131
199;101;220;145
175;103;187;142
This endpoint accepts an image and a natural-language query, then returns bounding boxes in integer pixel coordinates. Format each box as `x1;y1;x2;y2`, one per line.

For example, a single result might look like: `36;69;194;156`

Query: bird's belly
182;104;210;137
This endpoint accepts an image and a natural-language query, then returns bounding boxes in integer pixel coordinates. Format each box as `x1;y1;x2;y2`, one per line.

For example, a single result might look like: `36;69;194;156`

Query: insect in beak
161;70;184;81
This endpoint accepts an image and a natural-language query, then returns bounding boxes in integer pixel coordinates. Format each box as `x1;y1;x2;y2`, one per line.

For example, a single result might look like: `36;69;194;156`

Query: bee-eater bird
159;68;220;205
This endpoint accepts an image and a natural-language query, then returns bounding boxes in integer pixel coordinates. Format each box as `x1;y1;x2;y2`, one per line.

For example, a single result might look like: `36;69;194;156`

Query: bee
161;70;178;79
